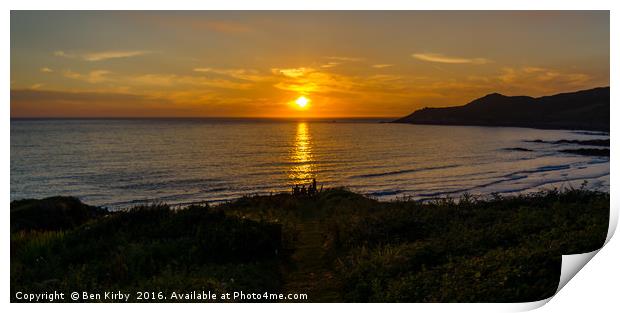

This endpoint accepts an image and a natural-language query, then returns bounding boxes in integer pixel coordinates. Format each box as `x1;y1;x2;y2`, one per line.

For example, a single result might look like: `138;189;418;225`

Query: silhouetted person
311;178;317;195
301;185;307;196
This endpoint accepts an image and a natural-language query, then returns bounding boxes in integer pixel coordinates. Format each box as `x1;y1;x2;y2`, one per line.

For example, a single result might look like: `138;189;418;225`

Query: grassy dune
11;187;609;302
11;202;283;302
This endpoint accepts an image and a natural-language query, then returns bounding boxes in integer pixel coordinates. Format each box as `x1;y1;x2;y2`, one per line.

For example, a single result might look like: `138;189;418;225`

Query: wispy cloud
130;74;252;90
59;67;259;90
63;70;111;83
318;56;365;69
492;66;596;95
272;66;411;98
271;67;314;78
326;56;364;62
54;50;151;62
321;62;340;68
193;67;268;82
83;50;151;61
40;67;53;73
499;66;591;87
372;64;393;69
412;53;490;65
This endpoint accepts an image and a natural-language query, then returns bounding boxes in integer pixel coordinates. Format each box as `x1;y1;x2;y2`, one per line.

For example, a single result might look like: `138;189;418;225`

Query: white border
3;1;617;312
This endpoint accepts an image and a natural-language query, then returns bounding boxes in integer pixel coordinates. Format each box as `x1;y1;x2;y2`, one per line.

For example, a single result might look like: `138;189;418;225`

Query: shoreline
10;174;611;211
391;120;610;132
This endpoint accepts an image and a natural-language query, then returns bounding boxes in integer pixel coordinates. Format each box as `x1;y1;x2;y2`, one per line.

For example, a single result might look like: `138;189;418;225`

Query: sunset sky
10;11;609;118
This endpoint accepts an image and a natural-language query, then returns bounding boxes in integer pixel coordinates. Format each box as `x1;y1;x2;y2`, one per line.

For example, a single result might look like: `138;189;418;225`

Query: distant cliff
393;87;610;131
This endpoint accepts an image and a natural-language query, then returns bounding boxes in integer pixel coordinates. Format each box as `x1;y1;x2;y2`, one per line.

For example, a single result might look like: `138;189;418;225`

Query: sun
294;96;310;109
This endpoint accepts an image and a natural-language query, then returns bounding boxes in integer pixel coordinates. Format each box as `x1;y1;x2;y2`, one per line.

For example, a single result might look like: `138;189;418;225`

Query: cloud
318;57;364;68
271;67;314;78
499;66;591;87
326;56;364;62
193;67;268;82
192;68;212;73
58;67;256;91
83;50;151;61
372;64;393;69
10;88;279;118
54;50;151;61
272;66;411;98
58;67;254;90
11;89;173;118
321;62;340;68
63;70;111;83
40;67;53;73
130;74;252;90
412;53;490;65
522;67;547;73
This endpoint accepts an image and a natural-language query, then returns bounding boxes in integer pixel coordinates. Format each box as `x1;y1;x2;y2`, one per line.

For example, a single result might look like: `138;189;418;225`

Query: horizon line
10;116;400;120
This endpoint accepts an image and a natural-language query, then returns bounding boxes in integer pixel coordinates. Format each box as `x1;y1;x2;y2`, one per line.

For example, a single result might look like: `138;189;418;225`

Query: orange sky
10;11;609;118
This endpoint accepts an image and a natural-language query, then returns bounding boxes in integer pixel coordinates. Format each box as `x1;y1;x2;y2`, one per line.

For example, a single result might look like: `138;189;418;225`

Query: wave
415;164;607;199
350;164;459;179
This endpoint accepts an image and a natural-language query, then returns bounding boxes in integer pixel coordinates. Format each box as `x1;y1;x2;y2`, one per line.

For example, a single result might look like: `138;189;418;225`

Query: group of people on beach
292;178;322;197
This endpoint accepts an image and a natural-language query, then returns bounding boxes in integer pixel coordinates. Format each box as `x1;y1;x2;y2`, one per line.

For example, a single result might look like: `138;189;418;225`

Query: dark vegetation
394;87;609;131
11;201;283;302
11;187;609;302
11;196;107;232
325;189;608;302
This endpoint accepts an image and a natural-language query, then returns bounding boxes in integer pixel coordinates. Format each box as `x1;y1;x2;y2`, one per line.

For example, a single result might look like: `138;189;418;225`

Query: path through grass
281;210;340;302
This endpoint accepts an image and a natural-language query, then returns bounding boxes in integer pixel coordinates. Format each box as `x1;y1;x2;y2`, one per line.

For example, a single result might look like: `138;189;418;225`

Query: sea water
10;118;609;209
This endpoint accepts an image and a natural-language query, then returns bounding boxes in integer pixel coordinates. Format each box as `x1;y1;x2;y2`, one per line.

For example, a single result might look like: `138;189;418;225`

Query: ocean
10;118;610;209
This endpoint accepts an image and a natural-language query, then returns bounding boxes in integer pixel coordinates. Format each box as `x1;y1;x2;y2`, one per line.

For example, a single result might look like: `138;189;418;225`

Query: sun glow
294;96;310;109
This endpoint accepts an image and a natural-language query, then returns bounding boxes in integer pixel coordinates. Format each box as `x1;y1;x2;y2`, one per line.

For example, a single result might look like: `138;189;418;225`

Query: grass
11;187;609;302
11;202;283;302
325;189;608;302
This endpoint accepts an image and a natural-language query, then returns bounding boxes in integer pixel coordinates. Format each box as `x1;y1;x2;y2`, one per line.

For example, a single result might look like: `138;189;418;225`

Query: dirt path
281;217;341;302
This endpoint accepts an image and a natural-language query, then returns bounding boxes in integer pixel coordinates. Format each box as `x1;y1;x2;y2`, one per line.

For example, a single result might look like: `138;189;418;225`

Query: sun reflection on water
289;122;315;184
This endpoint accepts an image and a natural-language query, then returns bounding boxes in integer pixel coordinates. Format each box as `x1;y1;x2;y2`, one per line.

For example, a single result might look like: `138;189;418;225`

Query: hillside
393;87;610;131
